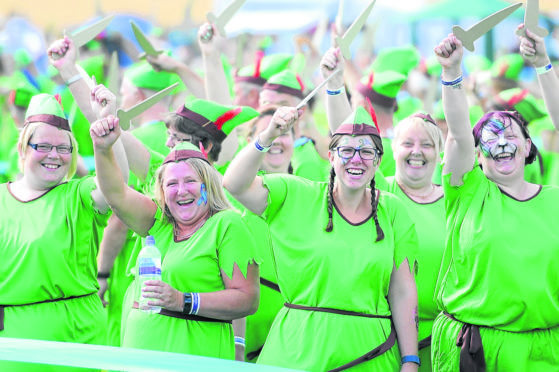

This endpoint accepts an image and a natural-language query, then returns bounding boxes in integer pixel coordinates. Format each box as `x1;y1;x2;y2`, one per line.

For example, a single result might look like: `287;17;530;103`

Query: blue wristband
254;137;271;152
536;63;553;75
441;75;463;86
234;336;245;346
401;355;421;366
326;86;344;95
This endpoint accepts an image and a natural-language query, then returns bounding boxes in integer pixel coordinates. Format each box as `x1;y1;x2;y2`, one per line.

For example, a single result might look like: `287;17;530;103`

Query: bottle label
138;258;161;276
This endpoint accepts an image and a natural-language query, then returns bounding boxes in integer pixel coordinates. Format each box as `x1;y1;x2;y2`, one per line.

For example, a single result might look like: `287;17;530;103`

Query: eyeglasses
167;131;194;144
28;143;73;154
336;146;380;161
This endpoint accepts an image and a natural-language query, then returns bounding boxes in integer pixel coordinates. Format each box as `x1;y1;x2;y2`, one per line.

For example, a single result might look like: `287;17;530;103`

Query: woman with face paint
432;34;559;371
223;105;419;371
381;112;445;372
90;117;260;359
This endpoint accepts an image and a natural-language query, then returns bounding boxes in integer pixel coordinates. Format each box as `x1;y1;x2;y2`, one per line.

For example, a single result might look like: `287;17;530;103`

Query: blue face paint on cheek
197;183;208;206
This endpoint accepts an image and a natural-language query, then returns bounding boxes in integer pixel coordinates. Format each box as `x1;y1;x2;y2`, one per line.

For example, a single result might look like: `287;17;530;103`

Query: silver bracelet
65;73;83;86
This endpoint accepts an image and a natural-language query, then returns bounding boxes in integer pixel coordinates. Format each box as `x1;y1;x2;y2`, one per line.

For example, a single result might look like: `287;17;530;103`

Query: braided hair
369;177;384;242
325;167;336;232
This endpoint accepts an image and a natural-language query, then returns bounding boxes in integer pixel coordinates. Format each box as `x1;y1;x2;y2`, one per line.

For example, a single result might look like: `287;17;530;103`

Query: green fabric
379;137;396;177
0;115;20;182
341;105;379;128
437;166;559;332
394;96;423;124
370;45;420;77
469;104;484;127
25;93;66;119
432;312;559;371
423;55;441;77
265;70;303;92
7;71;39;107
525;150;559;187
124;61;182;91
433;100;444;120
291;139;330;182
257;175;418;371
491;54;524;81
360;70;407;99
14;49;32;68
497;88;547;123
122;209;258;357
131;121;170;157
78;55;105;85
0;177;109;371
384;177;445;372
237;54;293;81
183;98;259;136
68;101;94;156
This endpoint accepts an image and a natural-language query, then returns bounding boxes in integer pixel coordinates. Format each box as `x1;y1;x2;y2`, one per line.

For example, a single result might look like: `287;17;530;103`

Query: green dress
433;166;559;371
0;177;109;371
131;121;170;157
121;208;259;359
384;177;445;372
256;175;418;371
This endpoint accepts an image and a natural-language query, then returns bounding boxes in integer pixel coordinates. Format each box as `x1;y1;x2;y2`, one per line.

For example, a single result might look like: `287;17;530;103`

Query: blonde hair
154;158;231;226
18;122;79;180
393;116;444;156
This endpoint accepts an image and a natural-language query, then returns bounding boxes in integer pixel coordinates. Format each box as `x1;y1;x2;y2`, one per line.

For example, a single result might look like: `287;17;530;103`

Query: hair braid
369;177;385;242
325;167;336;232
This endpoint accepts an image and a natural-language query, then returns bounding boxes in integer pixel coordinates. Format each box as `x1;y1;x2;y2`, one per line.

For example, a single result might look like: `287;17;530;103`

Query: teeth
269;148;282;154
408;159;424;166
177;200;193;205
43;164;60;169
347;169;364;175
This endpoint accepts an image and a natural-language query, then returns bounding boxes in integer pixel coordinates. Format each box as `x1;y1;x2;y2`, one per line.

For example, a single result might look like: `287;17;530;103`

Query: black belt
444;313;486;372
284;303;395;372
418;335;432;350
260;277;280;293
0;292;95;331
132;301;231;324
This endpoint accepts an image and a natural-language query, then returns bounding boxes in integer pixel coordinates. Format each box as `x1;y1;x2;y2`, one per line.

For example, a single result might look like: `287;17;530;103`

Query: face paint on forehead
479;122;518;160
483;119;510;134
358;138;374;148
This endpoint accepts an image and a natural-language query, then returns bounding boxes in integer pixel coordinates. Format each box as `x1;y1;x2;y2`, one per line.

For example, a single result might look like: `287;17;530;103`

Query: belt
444;313;486;372
284;303;395;372
0;292;95;331
418;335;432;350
132;301;231;324
260;277;280;293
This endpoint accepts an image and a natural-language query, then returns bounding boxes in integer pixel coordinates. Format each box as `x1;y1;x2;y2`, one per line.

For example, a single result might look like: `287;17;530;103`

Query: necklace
398;182;437;200
174;218;208;241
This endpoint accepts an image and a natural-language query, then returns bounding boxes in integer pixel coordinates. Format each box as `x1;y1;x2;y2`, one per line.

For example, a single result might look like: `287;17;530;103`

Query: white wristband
65;73;83;85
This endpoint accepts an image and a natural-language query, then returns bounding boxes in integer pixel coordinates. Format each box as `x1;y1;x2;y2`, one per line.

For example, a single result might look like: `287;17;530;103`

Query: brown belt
284;303;395;372
132;301;231;324
418;335;432;350
0;292;95;331
444;313;486;372
260;277;280;293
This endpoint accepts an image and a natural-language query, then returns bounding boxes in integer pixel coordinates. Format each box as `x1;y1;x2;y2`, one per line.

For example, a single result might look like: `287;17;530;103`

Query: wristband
536;63;553;75
326;86;345;96
441;75;463;86
65;73;83;86
254;136;272;152
97;272;110;279
191;292;200;315
182;293;193;314
234;336;246;347
401;355;421;366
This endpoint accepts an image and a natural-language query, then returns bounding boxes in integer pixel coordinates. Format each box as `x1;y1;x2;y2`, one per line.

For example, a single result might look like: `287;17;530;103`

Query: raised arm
321;47;351;133
90;114;157;236
518;24;559;130
434;34;475;185
223;107;300;215
146;53;205;99
47;36;96;122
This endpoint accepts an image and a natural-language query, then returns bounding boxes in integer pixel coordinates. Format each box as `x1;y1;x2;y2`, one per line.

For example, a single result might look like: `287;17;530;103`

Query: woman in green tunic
384;113;445;372
224;105;419;371
432;33;559;371
0;91;127;372
90;117;260;359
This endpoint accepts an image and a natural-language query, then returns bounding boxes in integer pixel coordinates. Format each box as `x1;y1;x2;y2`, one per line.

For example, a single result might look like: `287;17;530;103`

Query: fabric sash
444;312;486;372
260;278;280;292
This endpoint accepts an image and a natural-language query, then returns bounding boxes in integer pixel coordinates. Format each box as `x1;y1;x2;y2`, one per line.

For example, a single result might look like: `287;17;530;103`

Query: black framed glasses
336;146;379;161
28;143;73;154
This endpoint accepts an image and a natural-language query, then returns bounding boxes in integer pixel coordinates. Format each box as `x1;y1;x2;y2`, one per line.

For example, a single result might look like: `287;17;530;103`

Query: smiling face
328;135;381;192
20;123;73;189
252;114;294;173
393;120;440;187
477;118;531;180
162;161;210;228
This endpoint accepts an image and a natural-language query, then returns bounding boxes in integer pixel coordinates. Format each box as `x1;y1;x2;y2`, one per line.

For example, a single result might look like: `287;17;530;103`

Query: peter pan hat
495;88;547;123
394;96;423;123
356;70;407;109
262;70;305;99
235;53;293;86
175;98;259;143
124;61;182;92
465;54;491;75
163;141;209;165
335;105;382;144
491;54;524;81
25;93;70;131
8;71;40;108
370;45;420;77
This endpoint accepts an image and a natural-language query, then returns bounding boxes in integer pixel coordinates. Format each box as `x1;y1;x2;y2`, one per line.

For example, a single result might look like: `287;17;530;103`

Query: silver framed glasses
28;143;73;154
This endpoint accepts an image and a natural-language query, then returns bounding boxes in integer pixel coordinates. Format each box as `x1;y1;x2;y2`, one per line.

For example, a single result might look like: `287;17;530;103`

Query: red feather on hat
507;89;529;107
498;62;509;78
367;72;374;89
296;74;305;92
366;97;381;134
214;107;242;131
8;90;16;105
198;141;208;159
253;50;264;78
54;93;64;111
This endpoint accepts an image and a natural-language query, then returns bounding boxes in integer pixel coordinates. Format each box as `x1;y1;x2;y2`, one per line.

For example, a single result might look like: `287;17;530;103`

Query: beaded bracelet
401;355;421;366
441;75;463;86
234;337;246;347
254;137;271;152
326;86;345;96
65;73;83;86
536;63;553;75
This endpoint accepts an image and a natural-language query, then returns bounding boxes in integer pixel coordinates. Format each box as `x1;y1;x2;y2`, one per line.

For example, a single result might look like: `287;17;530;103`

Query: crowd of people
0;8;558;372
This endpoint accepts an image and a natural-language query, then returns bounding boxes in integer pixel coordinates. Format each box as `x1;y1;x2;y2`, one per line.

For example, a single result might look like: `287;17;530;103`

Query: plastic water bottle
138;235;161;313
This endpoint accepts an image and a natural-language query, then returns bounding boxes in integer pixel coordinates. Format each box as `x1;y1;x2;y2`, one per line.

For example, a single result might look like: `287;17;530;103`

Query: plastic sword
335;0;376;59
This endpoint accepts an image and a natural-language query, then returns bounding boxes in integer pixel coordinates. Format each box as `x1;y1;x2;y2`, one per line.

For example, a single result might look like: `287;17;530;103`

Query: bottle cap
146;235;155;246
